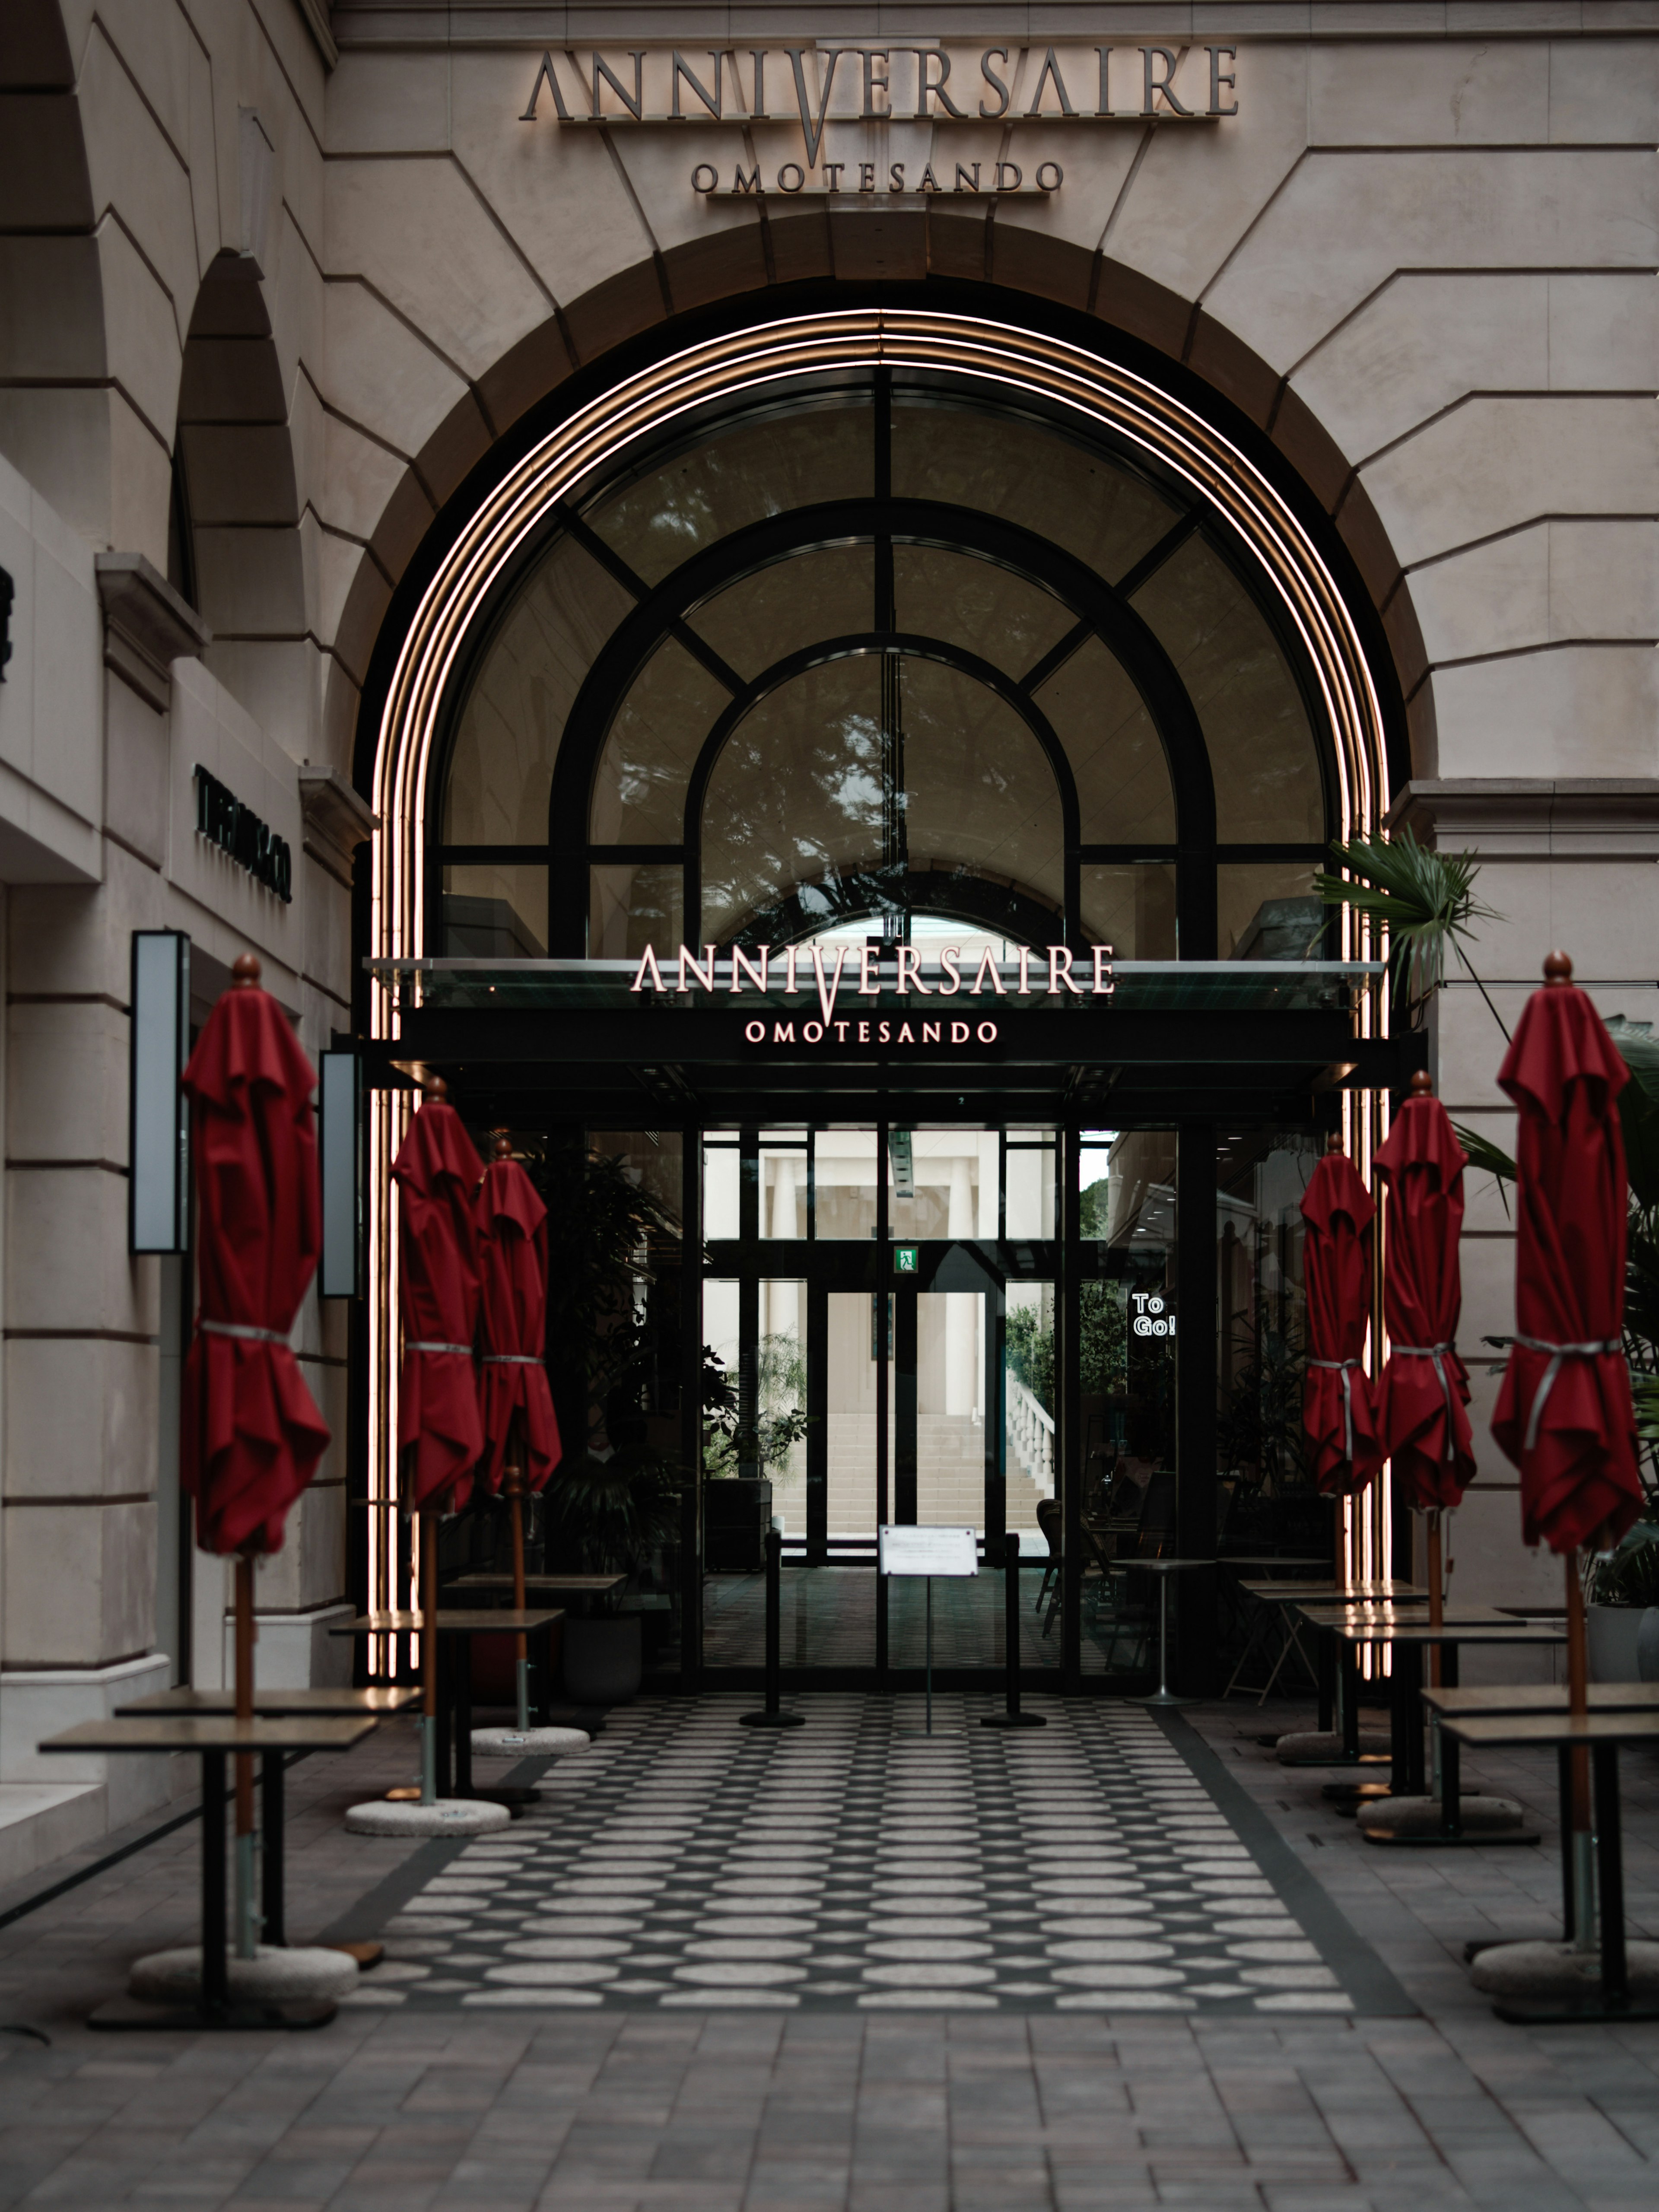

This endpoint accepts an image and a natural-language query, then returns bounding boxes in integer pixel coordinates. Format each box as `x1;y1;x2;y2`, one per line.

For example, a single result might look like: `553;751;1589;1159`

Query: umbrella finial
492;1129;513;1160
423;1073;448;1103
1325;1132;1344;1154
232;954;261;988
1544;950;1573;987
1409;1069;1433;1096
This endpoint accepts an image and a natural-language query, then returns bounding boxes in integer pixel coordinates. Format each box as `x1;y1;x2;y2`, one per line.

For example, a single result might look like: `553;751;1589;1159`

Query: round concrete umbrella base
130;1945;359;2005
344;1798;511;1837
1277;1729;1392;1765
470;1726;591;1759
1471;1938;1659;1999
1357;1793;1526;1838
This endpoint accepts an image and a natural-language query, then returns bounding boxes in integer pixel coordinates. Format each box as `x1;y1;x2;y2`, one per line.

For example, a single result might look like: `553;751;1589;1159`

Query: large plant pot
1588;1603;1645;1684
563;1614;642;1705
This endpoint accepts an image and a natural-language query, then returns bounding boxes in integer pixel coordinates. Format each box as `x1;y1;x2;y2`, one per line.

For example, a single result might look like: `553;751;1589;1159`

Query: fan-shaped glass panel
590;638;732;844
900;660;1065;917
688;544;875;680
442;537;633;843
892;545;1074;678
1131;537;1323;843
891;400;1179;585
586;401;874;586
701;657;887;940
1033;635;1174;845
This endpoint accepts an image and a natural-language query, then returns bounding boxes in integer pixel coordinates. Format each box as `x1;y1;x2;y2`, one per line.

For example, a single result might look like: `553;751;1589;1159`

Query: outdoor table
1424;1685;1659;1919
1439;1711;1659;2022
1218;1563;1348;1700
39;1714;377;2029
1246;1583;1429;1732
1114;1558;1213;1706
1324;1620;1566;1816
115;1687;419;1944
333;1610;563;1797
451;1573;626;1599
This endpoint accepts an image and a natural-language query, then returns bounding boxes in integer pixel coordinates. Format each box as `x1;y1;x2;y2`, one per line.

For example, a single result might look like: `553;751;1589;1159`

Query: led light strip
364;308;1395;1612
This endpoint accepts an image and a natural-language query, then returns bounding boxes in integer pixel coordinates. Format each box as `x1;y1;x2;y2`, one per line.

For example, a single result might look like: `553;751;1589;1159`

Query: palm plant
1314;829;1506;1034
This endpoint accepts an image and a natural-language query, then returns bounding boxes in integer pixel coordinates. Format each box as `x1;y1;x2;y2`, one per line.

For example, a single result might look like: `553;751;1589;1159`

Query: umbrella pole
233;1554;257;1960
420;1517;439;1806
1427;1511;1443;1689
1565;1550;1596;1949
505;1435;530;1731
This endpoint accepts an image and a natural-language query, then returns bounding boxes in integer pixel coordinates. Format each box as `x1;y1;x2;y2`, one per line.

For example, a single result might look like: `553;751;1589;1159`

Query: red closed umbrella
475;1137;560;1499
182;962;331;1556
476;1133;562;1727
181;953;330;1956
1491;953;1642;1555
1301;1138;1383;1503
393;1087;484;1515
1374;1071;1476;1513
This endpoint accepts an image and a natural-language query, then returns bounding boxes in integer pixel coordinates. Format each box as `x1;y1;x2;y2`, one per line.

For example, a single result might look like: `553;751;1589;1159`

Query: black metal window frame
427;364;1336;965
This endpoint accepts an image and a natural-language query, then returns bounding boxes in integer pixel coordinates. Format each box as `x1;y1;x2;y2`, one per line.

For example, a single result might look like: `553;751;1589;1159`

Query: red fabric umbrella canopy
181;981;331;1555
394;1100;485;1513
475;1154;561;1495
1491;967;1643;1553
1300;1147;1383;1495
1374;1089;1477;1510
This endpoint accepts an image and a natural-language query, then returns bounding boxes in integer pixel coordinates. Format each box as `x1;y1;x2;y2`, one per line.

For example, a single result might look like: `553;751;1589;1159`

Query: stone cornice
298;764;375;886
1389;778;1659;858
94;555;210;714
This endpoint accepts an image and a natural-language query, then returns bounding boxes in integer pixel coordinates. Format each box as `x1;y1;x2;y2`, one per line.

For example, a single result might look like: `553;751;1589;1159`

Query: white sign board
878;1525;979;1578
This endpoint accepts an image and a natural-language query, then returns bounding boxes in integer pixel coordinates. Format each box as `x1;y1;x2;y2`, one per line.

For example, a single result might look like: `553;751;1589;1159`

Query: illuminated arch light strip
365;308;1394;1586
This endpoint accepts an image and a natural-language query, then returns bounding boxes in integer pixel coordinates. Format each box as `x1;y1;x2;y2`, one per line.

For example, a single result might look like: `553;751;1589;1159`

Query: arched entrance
360;300;1407;1694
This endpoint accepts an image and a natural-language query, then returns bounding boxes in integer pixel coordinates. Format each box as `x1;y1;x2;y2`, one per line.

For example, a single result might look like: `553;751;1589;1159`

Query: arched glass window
431;377;1333;966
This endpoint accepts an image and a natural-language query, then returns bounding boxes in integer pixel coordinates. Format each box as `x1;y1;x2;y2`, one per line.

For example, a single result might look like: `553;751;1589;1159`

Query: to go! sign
1131;1291;1175;1338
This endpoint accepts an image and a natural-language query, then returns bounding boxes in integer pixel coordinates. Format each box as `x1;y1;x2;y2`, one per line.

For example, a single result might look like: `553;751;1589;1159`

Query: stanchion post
739;1529;804;1729
982;1532;1046;1729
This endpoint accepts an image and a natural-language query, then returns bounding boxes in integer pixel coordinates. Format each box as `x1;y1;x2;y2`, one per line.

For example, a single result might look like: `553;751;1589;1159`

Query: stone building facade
0;0;1653;1876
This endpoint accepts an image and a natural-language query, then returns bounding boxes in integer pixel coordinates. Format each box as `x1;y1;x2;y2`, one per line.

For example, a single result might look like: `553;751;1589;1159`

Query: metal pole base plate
738;1711;805;1728
980;1712;1048;1728
89;1998;337;2033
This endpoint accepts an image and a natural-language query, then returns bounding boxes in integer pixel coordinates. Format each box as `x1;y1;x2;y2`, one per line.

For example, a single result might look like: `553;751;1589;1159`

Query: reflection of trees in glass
704;1333;810;1476
1005;1284;1126;1414
1218;1314;1310;1495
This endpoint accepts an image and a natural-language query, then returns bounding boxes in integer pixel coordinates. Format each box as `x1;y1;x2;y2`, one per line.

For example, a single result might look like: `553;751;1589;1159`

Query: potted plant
1588;1526;1659;1683
542;1440;683;1700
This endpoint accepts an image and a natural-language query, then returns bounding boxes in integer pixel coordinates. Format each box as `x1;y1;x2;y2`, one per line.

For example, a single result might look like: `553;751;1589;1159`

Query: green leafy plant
1315;829;1506;1033
540;1442;683;1593
1589;1527;1659;1607
702;1334;810;1478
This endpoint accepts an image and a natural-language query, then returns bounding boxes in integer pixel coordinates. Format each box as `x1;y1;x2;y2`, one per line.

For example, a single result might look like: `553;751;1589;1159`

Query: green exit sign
894;1245;919;1274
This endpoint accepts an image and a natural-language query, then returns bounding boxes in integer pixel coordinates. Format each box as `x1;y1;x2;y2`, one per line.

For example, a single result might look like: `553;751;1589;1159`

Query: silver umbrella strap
407;1340;474;1356
482;1353;542;1365
1309;1356;1362;1462
200;1320;289;1345
1392;1342;1458;1461
1514;1334;1622;1452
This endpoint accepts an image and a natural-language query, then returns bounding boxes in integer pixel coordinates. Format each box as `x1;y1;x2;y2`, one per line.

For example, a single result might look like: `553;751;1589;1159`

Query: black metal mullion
1060;1127;1082;1691
1175;1122;1219;1695
680;1123;703;1688
876;1117;890;1687
1021;617;1091;696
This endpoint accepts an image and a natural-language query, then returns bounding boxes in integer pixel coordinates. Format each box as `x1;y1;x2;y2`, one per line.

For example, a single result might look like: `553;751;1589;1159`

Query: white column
945;1157;977;1417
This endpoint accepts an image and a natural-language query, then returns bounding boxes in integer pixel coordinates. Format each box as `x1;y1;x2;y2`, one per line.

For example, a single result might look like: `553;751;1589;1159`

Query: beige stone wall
0;0;1651;1837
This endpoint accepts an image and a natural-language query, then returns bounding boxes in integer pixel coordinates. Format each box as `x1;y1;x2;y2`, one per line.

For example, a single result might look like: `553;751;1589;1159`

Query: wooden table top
451;1573;626;1594
40;1715;378;1755
1424;1684;1659;1716
1297;1602;1510;1626
332;1609;564;1635
1331;1620;1566;1646
1242;1581;1427;1601
118;1687;420;1716
1442;1711;1659;1748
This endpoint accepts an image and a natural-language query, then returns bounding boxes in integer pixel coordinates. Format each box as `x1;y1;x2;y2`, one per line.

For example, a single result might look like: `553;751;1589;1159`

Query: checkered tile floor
363;1696;1355;2012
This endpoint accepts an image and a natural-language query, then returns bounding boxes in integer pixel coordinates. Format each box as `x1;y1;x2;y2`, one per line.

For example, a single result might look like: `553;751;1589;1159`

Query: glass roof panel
891;545;1074;678
590;636;732;844
688;543;875;680
891;399;1180;585
1032;633;1175;844
585;400;874;587
900;658;1065;917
